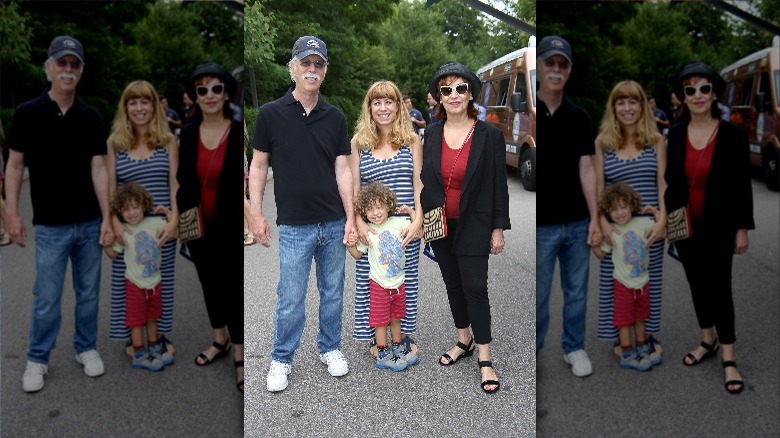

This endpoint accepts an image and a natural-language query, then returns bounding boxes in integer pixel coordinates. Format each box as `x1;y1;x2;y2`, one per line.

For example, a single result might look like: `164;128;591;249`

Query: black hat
48;35;84;63
538;35;572;63
428;61;482;103
291;36;328;63
185;61;238;102
674;61;725;101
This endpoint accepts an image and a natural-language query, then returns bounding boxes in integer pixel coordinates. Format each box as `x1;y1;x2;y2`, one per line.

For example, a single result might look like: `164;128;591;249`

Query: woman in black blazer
421;62;511;393
177;62;244;393
665;61;754;394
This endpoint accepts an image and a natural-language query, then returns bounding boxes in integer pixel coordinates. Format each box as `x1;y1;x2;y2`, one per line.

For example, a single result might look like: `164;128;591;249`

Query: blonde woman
594;80;667;363
348;80;423;363
106;80;179;363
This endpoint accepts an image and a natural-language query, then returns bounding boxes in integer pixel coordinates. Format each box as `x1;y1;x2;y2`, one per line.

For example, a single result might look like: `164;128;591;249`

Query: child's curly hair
111;181;154;220
354;181;397;218
599;181;642;219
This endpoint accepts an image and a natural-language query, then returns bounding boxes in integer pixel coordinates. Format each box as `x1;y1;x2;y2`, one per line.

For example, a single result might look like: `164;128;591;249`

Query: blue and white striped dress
353;146;421;340
597;146;664;340
109;146;176;340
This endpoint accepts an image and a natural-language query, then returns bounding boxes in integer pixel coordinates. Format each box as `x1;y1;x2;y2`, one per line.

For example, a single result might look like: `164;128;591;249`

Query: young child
104;182;173;371
592;182;661;372
347;182;417;371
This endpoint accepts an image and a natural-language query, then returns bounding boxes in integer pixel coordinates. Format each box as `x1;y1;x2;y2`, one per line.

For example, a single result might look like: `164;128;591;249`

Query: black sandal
682;339;718;366
478;360;500;394
194;338;231;366
722;361;744;394
235;360;244;393
439;338;474;366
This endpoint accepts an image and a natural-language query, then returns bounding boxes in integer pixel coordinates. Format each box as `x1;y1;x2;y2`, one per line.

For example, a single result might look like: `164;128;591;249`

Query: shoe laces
269;361;290;375
79;349;101;362
321;350;345;364
26;362;47;374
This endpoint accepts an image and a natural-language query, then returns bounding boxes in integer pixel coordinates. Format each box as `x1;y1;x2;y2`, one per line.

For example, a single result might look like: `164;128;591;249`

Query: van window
740;76;754;106
485;76;511;107
759;72;771;100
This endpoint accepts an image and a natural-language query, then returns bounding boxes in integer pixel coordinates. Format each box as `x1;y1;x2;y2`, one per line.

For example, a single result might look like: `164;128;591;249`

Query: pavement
536;177;780;437
1;177;244;436
244;173;536;437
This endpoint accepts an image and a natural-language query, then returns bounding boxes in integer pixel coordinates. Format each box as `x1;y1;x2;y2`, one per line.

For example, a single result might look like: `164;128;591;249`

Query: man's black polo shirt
7;91;106;225
537;96;594;226
252;88;351;226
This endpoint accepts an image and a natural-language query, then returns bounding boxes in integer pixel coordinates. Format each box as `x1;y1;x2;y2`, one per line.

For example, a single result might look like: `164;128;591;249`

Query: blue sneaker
393;341;418;367
637;343;661;367
376;347;408;372
149;343;174;367
619;348;652;372
132;347;164;372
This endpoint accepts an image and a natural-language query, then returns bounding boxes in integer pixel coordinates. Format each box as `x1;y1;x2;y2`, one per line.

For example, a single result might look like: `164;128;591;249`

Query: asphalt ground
244;172;536;437
1;175;244;437
536;177;780;437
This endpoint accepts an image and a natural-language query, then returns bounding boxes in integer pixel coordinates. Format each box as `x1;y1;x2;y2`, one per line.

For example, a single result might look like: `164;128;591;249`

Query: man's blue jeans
536;218;590;354
29;219;102;364
271;217;346;364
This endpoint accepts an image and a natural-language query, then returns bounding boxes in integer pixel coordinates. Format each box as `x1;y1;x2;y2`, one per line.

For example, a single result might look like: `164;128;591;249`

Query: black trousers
430;219;492;345
187;219;244;345
676;218;736;344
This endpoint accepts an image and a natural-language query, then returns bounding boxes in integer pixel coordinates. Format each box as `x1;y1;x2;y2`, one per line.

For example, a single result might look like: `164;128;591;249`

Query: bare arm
593;139;615;245
92;154;113;246
646;138;669;245
248;150;271;247
105;142;129;245
159;137;180;245
5;150;27;246
348;137;372;246
400;136;424;247
335;154;356;244
580;154;600;246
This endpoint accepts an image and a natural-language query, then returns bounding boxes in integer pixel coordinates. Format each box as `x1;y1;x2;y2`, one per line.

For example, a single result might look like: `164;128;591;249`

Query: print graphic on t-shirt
134;231;160;278
377;230;403;277
621;231;648;278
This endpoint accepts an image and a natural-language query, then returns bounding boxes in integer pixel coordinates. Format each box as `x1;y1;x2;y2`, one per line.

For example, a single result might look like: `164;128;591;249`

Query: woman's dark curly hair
598;181;642;219
111;181;154;220
354;181;397;219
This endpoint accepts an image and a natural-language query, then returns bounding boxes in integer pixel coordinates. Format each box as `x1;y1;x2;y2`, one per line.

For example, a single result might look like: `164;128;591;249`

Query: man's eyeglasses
543;58;570;69
683;83;713;97
299;59;326;69
440;83;470;97
55;59;82;69
196;83;225;97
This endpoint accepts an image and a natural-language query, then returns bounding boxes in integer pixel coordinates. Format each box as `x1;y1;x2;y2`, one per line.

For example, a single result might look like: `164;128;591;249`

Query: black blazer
665;120;755;232
176;118;243;240
421;119;511;255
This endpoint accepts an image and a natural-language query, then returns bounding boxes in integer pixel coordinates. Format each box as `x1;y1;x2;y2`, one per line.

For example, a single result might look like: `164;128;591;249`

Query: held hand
490;229;505;255
250;213;272;248
644;221;666;248
356;217;376;247
157;220;179;248
734;229;749;255
343;218;357;246
346;231;358;247
7;213;27;248
99;219;114;247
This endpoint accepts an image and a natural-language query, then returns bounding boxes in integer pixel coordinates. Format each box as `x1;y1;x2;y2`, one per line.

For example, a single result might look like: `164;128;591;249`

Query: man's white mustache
58;72;77;81
546;73;564;81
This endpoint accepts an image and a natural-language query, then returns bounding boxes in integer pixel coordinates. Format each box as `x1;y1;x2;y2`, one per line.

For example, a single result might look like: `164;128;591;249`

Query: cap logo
62;39;77;48
306;39;320;48
551;40;564;48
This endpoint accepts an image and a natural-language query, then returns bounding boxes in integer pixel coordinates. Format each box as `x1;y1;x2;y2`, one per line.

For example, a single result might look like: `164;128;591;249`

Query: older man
6;35;112;392
249;35;355;392
535;35;599;377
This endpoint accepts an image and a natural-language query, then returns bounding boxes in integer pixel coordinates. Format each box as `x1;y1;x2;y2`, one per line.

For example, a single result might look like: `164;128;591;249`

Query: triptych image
0;1;777;436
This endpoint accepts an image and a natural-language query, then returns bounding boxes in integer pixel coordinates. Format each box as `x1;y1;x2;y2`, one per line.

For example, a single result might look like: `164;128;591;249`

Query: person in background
6;35;112;392
535;35;599;378
665;61;754;394
160;96;182;135
177;61;244;393
426;92;439;126
404;95;426;137
648;95;670;136
422;61;510;393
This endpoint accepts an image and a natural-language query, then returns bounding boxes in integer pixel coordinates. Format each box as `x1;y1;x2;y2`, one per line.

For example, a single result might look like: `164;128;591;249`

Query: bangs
612;81;645;103
124;81;158;102
367;81;400;102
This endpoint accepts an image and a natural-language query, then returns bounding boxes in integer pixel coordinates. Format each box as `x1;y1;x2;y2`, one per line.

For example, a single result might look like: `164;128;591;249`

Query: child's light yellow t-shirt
599;216;654;289
112;217;167;289
356;217;410;289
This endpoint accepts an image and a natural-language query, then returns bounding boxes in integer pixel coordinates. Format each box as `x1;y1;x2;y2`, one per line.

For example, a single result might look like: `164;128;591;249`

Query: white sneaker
563;349;593;377
75;349;105;377
267;360;291;392
22;361;48;393
319;349;349;377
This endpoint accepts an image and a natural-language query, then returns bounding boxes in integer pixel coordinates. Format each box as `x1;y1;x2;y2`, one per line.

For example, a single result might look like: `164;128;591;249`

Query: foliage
0;2;32;67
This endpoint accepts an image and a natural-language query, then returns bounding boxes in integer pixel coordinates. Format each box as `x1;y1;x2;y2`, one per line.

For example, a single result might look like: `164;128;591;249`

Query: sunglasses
299;59;326;69
55;59;82;69
440;82;470;97
543;58;570;69
683;83;713;97
195;83;225;97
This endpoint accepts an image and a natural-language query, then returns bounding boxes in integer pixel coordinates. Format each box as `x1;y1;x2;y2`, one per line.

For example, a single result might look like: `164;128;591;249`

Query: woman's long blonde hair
353;80;417;152
596;80;662;152
108;80;174;151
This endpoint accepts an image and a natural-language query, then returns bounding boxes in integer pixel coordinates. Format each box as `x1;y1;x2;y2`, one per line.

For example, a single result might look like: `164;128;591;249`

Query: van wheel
520;148;536;191
764;149;780;191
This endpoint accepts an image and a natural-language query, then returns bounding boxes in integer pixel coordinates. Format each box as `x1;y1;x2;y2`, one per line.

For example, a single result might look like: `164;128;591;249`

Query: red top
685;131;716;219
197;128;229;220
441;134;473;219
